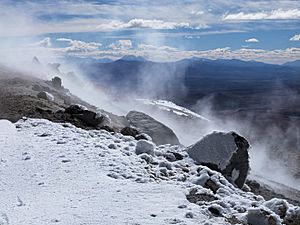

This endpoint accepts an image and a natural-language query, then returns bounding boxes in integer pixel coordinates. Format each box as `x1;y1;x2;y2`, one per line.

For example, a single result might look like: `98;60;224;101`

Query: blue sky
0;0;300;63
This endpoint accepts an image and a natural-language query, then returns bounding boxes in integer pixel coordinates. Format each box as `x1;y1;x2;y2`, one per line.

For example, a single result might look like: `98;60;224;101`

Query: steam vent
187;131;250;188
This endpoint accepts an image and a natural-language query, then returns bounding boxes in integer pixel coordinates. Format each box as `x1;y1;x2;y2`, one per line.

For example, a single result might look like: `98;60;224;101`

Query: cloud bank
26;38;300;64
224;8;300;21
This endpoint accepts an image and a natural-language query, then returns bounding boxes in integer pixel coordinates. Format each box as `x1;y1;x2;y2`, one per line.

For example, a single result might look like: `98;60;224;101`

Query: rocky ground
1;66;300;224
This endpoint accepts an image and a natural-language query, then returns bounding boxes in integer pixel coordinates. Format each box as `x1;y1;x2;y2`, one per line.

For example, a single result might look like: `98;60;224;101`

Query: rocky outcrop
51;77;62;90
187;131;250;188
126;111;180;146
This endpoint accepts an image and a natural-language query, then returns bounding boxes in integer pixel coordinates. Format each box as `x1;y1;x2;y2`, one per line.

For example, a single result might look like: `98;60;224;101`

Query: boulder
37;91;54;101
51;77;62;90
126;111;180;146
187;131;250;188
121;126;151;141
121;126;140;137
64;104;88;114
135;140;155;156
64;104;110;128
247;207;280;225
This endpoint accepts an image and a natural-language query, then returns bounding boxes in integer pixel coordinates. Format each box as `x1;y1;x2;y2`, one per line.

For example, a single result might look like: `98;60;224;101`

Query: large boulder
126;111;180;146
187;131;250;188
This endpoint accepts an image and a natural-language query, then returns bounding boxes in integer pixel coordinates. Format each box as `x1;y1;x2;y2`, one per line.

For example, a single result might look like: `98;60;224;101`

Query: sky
0;0;300;64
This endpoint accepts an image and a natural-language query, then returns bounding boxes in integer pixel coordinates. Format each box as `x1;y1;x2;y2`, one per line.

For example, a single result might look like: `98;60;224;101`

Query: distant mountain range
69;56;300;109
284;60;300;67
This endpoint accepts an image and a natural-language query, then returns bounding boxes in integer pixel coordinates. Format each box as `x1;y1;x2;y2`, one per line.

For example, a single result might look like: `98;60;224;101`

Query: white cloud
137;44;178;52
29;37;52;47
290;34;300;41
190;10;204;16
56;38;102;53
185;35;201;39
23;39;300;64
97;19;191;30
109;40;133;50
223;8;300;21
245;38;259;43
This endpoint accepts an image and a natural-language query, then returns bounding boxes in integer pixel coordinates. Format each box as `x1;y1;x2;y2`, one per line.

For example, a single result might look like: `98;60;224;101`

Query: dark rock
65;104;87;114
75;111;103;127
173;152;184;160
121;126;139;137
135;133;150;141
100;125;115;133
186;188;217;204
165;151;184;162
51;77;62;89
247;179;261;190
205;179;219;194
108;143;117;149
187;131;250;188
126;111;180;146
247;208;279;225
64;104;109;127
208;206;223;217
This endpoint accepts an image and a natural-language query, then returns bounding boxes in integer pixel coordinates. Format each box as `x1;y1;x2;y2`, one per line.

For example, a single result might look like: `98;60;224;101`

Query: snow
0;120;16;135
0;118;299;225
138;99;210;122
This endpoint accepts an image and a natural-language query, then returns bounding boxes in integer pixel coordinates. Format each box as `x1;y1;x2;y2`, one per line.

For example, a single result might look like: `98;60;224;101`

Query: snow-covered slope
0;118;299;225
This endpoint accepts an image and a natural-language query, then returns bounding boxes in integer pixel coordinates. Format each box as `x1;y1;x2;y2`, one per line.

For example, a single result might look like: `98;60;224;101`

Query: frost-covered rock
187;131;250;188
135;140;155;156
37;91;54;101
126;111;180;145
284;207;300;225
247;207;281;225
